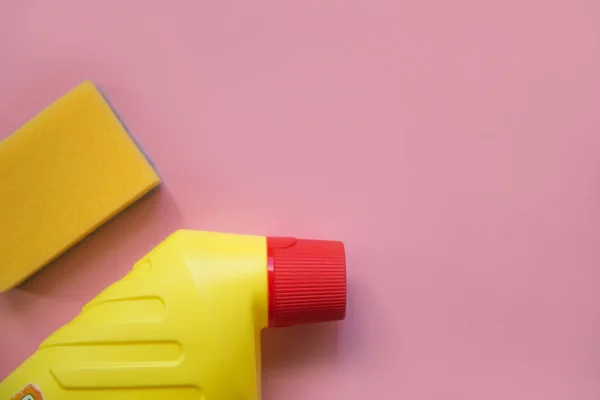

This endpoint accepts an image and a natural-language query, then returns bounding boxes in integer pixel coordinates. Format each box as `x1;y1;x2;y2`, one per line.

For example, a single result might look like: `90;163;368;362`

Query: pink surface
2;0;600;398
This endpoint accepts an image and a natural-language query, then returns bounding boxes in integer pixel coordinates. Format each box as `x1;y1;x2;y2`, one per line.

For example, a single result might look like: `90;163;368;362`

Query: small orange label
10;384;43;400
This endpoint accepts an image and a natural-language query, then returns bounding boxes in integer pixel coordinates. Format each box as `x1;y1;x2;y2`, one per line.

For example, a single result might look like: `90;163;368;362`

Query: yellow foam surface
0;81;161;292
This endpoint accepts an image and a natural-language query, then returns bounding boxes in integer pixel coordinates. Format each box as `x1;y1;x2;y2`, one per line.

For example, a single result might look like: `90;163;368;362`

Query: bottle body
1;230;269;400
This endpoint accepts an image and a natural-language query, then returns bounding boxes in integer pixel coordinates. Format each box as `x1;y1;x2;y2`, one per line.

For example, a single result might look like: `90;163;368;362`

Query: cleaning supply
0;81;161;292
0;230;346;400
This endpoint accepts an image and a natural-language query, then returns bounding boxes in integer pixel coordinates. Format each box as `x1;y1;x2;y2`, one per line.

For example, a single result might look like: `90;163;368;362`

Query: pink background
2;0;600;398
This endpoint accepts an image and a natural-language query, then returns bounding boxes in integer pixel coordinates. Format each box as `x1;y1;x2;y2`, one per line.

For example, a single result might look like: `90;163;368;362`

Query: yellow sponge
0;81;161;292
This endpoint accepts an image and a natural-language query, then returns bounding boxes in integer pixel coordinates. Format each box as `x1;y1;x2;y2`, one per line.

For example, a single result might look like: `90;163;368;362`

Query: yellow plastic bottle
1;230;346;400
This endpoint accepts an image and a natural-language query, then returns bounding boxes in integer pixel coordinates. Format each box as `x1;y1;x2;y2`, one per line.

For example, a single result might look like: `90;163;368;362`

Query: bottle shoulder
38;231;269;399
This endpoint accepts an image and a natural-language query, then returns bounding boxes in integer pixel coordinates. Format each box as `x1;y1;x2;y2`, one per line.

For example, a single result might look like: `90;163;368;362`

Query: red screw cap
267;237;346;327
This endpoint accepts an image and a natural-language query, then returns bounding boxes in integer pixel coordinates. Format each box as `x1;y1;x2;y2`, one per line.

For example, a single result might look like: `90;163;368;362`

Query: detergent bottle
1;230;346;400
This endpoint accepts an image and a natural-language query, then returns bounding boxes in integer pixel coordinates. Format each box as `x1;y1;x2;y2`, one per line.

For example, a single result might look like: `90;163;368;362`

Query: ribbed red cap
267;237;346;327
